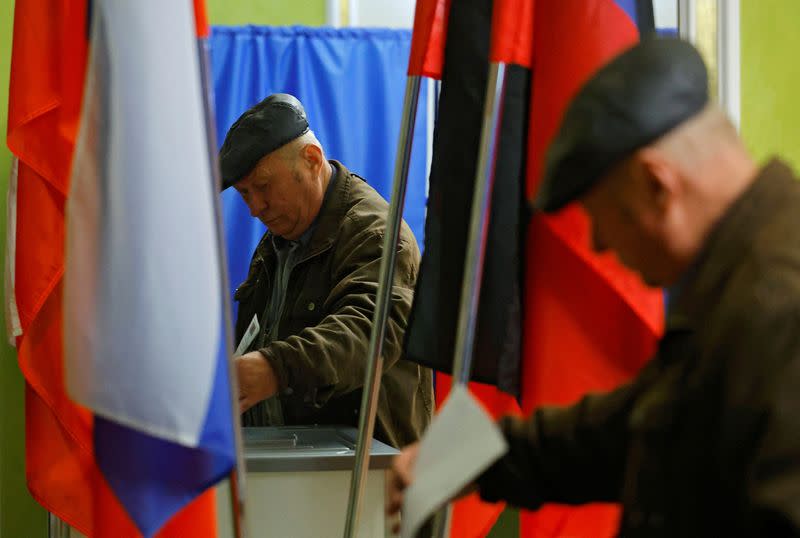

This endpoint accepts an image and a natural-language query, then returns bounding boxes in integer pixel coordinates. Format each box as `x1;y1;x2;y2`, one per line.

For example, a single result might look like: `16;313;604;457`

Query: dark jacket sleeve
711;287;800;536
260;216;419;408
745;343;800;536
476;366;655;509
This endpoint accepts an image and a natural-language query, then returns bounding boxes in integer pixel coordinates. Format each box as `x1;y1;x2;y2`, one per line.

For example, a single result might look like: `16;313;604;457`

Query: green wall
206;0;326;26
740;0;800;170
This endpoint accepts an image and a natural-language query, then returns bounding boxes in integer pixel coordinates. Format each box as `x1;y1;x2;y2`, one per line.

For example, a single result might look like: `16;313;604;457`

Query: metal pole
433;61;507;538
49;513;70;538
677;0;696;42
430;505;452;538
342;75;422;538
197;36;248;538
326;0;342;26
450;62;507;386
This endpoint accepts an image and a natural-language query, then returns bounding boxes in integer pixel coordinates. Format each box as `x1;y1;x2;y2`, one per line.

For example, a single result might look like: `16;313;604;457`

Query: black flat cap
219;93;310;190
534;38;709;212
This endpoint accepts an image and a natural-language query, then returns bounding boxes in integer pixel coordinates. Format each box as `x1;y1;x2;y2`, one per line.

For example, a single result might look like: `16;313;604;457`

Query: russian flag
63;1;236;536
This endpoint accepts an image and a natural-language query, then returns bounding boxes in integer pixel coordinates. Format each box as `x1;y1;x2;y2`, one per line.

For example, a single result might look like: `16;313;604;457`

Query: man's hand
386;441;481;534
386;442;419;534
236;351;279;412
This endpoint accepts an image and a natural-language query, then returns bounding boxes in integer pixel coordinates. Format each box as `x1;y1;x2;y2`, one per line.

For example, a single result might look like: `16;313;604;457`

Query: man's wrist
258;347;290;395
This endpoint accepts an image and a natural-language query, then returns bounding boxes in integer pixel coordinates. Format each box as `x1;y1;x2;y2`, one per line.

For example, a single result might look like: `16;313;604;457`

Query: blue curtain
209;26;429;308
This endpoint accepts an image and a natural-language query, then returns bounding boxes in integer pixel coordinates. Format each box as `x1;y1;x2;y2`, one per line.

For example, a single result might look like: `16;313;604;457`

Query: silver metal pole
430;504;452;538
48;513;70;538
433;61;507;538
677;0;696;42
450;62;507;386
197;36;248;538
342;75;422;538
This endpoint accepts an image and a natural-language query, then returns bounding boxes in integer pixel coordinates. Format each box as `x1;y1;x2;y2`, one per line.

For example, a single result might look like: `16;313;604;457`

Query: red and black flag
403;0;663;536
404;0;534;396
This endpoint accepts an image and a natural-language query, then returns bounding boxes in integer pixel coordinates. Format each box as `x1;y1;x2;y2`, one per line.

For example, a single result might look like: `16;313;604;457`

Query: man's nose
247;196;267;219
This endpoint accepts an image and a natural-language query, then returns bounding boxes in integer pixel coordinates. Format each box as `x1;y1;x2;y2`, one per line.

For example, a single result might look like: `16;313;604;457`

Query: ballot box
216;426;398;538
65;426;395;538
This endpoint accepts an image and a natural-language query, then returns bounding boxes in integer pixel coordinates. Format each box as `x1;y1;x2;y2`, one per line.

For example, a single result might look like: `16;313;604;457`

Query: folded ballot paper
401;384;508;538
235;314;260;357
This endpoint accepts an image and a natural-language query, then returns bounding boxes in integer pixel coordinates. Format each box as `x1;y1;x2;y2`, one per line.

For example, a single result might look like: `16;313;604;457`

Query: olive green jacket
478;160;800;537
234;161;433;448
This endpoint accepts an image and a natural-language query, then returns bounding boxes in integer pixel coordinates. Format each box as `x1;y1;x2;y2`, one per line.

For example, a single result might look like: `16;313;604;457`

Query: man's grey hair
276;130;324;164
652;105;740;171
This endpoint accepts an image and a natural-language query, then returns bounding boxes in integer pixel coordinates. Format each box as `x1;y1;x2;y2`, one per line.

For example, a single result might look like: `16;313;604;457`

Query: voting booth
216;427;397;538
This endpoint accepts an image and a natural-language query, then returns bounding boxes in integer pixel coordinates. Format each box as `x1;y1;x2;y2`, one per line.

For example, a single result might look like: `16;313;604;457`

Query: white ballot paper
234;314;260;357
401;384;508;538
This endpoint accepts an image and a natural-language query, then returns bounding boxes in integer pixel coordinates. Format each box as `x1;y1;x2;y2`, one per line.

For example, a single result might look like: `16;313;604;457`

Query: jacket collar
304;160;353;259
667;158;798;328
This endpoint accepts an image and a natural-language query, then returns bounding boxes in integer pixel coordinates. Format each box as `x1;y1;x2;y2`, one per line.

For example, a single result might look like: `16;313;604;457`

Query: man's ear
635;147;681;215
300;143;324;173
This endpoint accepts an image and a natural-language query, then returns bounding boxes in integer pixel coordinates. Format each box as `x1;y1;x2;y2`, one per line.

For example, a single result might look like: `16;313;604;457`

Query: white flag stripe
65;0;221;447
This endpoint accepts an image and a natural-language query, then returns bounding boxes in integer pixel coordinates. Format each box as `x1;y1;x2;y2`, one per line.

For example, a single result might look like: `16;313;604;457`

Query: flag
405;0;530;395
407;0;451;78
405;0;531;534
403;0;662;536
404;0;528;397
518;1;661;537
8;0;108;533
63;0;236;536
7;0;232;536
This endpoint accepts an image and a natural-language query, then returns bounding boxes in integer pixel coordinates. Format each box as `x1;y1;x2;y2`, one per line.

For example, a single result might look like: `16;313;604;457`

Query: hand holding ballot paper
233;315;279;412
387;386;507;537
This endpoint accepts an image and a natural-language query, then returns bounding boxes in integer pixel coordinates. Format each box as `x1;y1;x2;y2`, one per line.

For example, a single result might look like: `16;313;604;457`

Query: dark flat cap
219;93;310;190
535;38;709;212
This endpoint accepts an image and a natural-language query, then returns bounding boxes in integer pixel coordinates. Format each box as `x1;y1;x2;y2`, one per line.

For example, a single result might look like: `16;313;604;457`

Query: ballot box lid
243;425;399;473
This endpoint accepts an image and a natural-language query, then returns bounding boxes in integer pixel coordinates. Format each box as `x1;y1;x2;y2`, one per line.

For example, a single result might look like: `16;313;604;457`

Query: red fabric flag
489;0;534;66
407;0;451;78
406;0;534;533
406;0;535;534
404;1;660;536
519;1;663;537
194;0;210;38
7;1;220;535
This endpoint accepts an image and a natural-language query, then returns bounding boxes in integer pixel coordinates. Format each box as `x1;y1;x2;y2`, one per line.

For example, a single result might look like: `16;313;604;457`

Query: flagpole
342;75;422;538
449;61;506;387
433;61;508;538
48;513;70;538
197;36;248;538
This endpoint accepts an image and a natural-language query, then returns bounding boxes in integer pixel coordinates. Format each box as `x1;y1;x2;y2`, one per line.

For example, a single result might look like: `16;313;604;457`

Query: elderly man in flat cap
388;38;800;536
220;94;432;448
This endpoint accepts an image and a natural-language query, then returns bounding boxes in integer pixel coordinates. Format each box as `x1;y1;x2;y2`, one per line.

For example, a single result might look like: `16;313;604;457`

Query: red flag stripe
407;0;451;78
489;0;535;67
193;0;210;38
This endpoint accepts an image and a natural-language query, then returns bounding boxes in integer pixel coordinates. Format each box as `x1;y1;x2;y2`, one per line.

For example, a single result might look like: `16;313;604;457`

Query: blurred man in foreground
389;39;800;536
